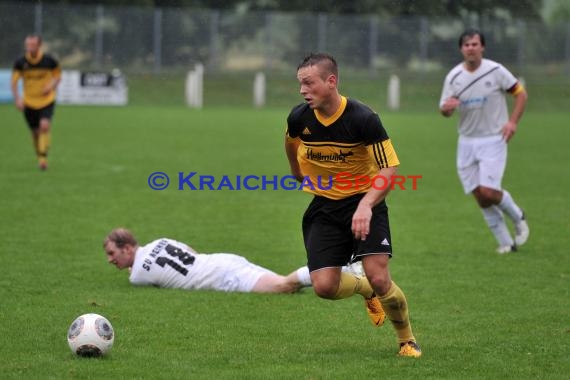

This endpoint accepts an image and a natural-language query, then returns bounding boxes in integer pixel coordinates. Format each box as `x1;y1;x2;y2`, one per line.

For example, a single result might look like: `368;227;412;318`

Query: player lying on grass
103;227;374;304
103;228;309;293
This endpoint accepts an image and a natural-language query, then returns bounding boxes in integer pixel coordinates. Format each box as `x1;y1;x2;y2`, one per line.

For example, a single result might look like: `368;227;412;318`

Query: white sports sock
497;190;523;223
481;206;514;247
296;266;312;287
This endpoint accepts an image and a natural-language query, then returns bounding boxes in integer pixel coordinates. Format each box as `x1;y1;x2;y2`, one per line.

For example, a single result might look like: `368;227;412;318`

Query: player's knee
312;282;338;299
474;187;498;207
475;197;493;208
39;120;50;131
366;274;391;296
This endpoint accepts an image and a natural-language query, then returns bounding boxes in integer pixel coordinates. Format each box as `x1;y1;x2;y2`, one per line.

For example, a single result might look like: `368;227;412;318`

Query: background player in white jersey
439;28;529;254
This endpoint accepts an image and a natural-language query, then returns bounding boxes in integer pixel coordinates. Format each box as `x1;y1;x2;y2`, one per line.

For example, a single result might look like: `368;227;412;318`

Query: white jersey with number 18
129;238;272;292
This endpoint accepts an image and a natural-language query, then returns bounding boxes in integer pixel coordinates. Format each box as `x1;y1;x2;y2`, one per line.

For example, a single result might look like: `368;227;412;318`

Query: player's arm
129;266;154;286
285;111;305;182
353;136;399;240
502;82;528;142
439;77;460;117
352;112;401;240
285;135;303;182
440;97;460;117
43;77;61;95
43;65;62;95
10;70;24;111
352;165;397;241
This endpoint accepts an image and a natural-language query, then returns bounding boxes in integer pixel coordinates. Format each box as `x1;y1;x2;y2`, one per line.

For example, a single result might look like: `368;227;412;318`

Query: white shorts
456;134;507;194
212;254;275;293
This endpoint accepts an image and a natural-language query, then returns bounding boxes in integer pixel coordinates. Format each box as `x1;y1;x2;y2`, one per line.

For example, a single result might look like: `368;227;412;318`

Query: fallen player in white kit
104;227;328;293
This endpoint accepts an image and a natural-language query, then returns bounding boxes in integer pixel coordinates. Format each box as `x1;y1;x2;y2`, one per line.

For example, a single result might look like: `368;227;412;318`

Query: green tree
542;0;570;23
3;0;544;20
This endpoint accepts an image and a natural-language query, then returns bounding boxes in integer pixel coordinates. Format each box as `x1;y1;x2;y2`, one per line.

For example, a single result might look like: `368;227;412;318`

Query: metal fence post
265;12;273;71
95;5;104;68
34;2;42;35
566;22;570;77
317;13;327;52
517;19;526;73
153;7;162;74
209;10;220;70
419;17;429;73
369;16;378;77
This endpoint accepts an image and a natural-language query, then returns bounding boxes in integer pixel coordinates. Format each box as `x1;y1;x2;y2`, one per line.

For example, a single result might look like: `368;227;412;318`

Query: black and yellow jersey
12;51;61;109
286;96;399;200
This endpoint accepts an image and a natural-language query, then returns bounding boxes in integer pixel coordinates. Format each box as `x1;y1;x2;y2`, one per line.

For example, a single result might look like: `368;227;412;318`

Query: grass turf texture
1;94;569;378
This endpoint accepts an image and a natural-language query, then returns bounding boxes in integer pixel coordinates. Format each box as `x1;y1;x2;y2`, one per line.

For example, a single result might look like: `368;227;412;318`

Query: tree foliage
6;0;544;20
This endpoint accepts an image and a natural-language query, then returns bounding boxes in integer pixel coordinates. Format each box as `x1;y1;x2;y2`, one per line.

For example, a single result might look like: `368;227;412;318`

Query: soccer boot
514;212;529;246
398;341;422;357
496;245;517;254
38;157;48;171
364;294;386;327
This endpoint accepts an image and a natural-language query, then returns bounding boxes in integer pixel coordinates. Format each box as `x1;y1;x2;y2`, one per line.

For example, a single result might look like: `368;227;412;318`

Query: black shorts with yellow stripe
302;193;392;272
24;102;55;130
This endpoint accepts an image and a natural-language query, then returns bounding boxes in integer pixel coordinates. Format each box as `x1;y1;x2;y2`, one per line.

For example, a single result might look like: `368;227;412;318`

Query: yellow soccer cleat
364;294;386;327
398;341;422;358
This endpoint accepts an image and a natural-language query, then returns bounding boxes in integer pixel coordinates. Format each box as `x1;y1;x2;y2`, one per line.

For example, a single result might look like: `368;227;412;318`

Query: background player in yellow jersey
285;53;421;357
11;34;61;170
439;29;529;254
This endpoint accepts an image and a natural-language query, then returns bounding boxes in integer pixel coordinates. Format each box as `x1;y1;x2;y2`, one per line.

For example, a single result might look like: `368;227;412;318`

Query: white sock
481;206;514;247
341;261;363;276
296;266;312;287
497;190;523;223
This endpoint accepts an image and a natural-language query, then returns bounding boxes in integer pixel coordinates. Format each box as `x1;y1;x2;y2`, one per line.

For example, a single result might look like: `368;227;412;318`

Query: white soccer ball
67;313;114;357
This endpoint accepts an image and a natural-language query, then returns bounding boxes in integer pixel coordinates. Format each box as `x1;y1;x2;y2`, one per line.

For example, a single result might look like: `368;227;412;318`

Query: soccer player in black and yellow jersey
11;34;61;170
285;53;421;357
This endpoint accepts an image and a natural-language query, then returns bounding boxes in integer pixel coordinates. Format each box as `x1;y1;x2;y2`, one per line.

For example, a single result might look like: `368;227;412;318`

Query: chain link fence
1;2;569;77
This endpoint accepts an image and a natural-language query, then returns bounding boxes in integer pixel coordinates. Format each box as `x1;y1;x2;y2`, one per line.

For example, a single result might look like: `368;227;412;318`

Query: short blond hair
103;228;138;248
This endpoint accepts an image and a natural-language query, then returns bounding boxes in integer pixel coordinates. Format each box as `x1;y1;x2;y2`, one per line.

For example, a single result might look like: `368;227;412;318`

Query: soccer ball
67;313;114;357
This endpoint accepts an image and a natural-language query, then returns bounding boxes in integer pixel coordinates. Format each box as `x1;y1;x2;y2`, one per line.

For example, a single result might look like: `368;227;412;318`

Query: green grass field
0;78;569;379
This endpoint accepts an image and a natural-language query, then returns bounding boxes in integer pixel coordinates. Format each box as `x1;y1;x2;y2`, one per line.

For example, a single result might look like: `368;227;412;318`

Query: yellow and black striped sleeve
367;139;400;169
285;125;300;143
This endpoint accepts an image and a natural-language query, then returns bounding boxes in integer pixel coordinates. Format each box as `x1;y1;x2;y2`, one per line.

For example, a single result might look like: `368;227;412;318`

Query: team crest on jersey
302;127;311;135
